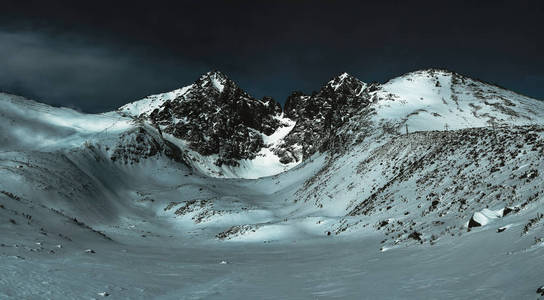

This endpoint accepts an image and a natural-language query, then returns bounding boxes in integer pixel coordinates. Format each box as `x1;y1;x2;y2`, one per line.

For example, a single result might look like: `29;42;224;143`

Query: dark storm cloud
0;30;209;112
0;0;543;112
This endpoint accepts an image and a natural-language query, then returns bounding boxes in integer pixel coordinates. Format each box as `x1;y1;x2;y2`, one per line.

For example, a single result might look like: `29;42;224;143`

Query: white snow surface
211;75;225;92
368;69;544;132
472;208;505;226
118;84;193;117
0;93;133;151
2;70;544;299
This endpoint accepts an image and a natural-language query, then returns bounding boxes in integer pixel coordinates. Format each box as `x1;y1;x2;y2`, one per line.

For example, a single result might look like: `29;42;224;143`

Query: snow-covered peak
318;72;368;100
326;72;366;92
357;68;544;133
118;84;194;117
200;70;229;80
118;70;235;118
196;70;233;93
335;72;351;83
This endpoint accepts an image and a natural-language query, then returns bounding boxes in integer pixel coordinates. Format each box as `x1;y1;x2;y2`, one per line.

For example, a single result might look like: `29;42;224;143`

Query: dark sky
1;0;543;113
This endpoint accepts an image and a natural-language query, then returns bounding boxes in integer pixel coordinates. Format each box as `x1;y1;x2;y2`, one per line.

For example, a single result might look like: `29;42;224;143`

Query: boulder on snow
497;227;507;233
502;206;520;217
468;216;482;228
468;209;504;229
408;231;422;241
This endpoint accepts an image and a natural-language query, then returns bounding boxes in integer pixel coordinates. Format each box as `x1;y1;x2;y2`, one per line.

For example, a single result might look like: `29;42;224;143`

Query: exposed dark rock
110;126;190;167
468;215;482;228
216;224;259;240
0;191;21;201
275;73;369;162
118;71;373;167
111;127;161;164
502;206;520;217
147;71;283;166
537;286;544;296
408;231;422;241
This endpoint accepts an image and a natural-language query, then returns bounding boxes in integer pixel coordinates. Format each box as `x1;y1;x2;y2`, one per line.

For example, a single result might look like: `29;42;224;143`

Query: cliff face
275;73;369;163
126;71;283;166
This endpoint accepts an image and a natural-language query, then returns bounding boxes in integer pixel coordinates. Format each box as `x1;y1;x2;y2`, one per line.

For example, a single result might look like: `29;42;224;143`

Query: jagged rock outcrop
274;73;369;163
120;71;372;167
110;126;188;165
141;71;283;166
116;68;544;173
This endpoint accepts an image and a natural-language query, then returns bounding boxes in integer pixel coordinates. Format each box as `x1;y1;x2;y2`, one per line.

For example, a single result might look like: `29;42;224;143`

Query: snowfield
1;69;544;299
366;69;544;133
118;84;194;118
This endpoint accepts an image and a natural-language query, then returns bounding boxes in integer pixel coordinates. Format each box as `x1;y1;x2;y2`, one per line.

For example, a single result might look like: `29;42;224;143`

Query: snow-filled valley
1;69;544;299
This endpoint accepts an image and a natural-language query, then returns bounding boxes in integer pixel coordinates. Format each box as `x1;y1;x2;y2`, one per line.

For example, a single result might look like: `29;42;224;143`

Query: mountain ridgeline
145;72;282;166
276;73;369;163
117;68;544;176
120;70;373;167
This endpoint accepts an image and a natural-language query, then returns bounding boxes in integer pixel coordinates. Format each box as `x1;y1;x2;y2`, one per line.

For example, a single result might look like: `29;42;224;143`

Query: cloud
0;30;207;113
0;1;542;112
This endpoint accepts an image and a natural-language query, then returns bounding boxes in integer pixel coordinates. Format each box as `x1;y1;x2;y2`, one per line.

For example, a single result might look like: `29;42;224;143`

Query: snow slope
367;69;544;132
118;84;194;117
0;93;133;151
1;69;544;298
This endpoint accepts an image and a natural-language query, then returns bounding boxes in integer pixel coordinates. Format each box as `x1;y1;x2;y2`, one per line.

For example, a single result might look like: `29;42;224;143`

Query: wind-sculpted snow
0;93;133;151
2;69;544;298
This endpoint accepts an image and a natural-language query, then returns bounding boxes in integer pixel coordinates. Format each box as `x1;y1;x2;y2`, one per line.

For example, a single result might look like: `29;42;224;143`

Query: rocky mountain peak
324;72;367;94
118;67;544;173
275;73;371;164
135;70;284;167
315;72;368;107
195;70;231;93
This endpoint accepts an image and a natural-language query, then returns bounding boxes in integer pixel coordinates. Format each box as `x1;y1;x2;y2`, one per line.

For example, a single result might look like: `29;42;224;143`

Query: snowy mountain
2;69;544;298
120;72;284;166
274;72;368;163
120;71;297;178
365;69;543;131
116;69;544;178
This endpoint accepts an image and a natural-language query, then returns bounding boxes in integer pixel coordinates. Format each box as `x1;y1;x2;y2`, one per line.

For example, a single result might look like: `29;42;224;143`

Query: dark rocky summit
145;71;283;166
125;70;372;167
274;73;369;163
